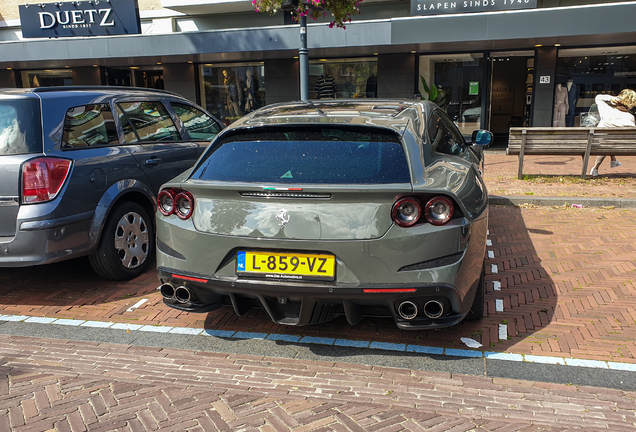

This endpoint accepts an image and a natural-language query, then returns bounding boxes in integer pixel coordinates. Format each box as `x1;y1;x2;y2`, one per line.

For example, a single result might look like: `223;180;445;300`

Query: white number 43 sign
540;76;551;84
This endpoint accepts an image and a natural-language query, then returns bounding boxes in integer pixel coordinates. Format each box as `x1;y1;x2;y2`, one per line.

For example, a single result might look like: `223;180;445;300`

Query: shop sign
19;0;140;39
411;0;537;16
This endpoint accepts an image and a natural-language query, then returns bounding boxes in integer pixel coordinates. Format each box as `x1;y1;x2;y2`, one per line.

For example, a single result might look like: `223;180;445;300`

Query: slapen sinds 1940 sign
19;0;140;38
411;0;537;16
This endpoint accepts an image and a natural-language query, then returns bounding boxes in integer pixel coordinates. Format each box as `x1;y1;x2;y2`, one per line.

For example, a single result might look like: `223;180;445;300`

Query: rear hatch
0;97;43;238
185;126;412;240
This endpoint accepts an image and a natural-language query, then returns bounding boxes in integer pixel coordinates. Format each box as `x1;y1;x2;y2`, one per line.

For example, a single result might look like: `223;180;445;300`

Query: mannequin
314;66;337;99
244;69;257;112
223;69;241;118
566;78;578;126
553;83;568;127
366;65;378;98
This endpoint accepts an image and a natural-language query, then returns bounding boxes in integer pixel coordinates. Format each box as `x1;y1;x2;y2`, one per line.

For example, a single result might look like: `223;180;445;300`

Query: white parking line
126;299;148;312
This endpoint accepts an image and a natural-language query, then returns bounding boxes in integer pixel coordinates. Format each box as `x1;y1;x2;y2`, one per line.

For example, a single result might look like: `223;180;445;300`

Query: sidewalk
483;152;636;201
0;151;635;430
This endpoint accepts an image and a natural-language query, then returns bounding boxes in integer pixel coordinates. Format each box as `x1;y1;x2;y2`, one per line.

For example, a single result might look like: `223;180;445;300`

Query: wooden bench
507;127;636;179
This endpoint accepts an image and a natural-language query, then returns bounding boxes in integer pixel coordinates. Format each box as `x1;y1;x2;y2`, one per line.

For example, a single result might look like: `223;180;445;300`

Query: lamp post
299;14;309;101
281;0;318;101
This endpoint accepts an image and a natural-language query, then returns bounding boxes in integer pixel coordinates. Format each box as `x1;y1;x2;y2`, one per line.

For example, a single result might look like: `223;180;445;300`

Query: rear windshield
0;100;42;155
192;128;411;184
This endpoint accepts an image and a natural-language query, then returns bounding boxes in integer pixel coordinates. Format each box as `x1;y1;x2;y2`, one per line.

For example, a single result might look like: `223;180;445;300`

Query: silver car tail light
21;157;72;204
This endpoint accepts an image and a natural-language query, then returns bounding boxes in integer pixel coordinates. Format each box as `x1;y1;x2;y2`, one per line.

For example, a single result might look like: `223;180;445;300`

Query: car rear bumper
0;211;95;266
157;265;474;329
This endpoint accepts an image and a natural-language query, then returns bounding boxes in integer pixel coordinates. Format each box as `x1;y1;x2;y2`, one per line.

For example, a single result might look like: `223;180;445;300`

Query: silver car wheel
113;211;149;269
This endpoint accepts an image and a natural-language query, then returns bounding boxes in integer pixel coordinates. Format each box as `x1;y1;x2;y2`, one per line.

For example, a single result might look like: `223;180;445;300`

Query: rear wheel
89;202;154;280
466;264;485;321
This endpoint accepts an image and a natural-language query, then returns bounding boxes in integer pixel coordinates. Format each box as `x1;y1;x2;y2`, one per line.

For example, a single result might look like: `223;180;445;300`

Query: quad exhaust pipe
160;283;194;304
160;283;175;300
423;300;444;319
397;299;445;320
397;301;418;320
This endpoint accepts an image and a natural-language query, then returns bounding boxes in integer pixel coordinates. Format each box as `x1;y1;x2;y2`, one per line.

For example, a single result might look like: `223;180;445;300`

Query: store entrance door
488;52;535;147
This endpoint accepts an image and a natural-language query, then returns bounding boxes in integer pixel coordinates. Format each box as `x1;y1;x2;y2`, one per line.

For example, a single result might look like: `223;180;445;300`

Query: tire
89;201;154;280
466;264;485;321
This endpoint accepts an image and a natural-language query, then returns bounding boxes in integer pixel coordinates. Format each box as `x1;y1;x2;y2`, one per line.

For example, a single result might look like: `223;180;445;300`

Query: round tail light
392;197;421;227
425;196;454;226
157;189;175;216
174;192;194;220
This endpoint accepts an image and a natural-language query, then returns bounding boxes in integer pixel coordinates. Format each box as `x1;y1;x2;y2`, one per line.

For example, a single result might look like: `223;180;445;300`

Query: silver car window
171;102;221;140
62;104;119;149
0;100;42;155
117;101;180;143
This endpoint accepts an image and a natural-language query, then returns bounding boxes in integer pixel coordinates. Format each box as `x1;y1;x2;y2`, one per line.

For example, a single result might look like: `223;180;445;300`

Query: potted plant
252;0;363;29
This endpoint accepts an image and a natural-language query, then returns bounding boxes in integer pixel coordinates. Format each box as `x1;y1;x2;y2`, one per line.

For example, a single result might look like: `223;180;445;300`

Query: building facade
1;0;635;139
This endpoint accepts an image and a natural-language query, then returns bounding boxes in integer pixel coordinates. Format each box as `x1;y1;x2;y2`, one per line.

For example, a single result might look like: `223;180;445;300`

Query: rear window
192;128;411;184
0;100;42;155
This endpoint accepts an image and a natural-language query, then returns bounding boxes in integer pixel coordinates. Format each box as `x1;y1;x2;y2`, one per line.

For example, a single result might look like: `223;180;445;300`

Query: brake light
157;188;195;220
174;192;194;220
157;189;175;216
392;197;421;227
392;195;455;227
424;196;454;226
21;157;72;204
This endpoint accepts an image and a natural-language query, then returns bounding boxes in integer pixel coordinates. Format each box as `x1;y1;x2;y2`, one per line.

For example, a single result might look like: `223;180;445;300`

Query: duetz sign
411;0;537;16
19;0;140;38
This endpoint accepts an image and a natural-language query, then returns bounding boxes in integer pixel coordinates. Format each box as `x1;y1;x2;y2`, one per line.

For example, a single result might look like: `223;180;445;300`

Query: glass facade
556;46;636;127
419;54;484;137
200;63;266;125
21;69;73;88
309;58;378;99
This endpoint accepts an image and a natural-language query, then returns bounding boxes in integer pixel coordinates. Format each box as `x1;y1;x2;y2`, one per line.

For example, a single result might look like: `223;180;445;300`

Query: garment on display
315;74;337;99
566;78;578;126
223;69;242;119
553;83;568;127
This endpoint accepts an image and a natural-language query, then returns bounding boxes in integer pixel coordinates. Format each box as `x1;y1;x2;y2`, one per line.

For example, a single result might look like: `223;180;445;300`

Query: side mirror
471;129;493;146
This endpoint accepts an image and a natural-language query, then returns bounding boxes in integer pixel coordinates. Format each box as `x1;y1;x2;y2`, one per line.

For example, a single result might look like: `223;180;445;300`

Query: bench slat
507;127;636;179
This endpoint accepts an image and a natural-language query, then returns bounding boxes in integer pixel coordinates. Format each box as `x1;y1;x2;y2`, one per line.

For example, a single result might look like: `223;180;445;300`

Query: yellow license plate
236;251;335;281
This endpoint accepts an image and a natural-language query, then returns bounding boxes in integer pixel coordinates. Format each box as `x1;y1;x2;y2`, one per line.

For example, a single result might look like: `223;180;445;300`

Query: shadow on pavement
200;206;559;352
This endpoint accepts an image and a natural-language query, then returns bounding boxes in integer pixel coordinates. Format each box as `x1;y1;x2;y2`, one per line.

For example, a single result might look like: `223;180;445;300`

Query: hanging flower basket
253;0;363;29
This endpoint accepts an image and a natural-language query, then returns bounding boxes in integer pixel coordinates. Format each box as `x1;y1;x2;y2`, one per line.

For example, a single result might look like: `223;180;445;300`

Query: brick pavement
0;151;635;430
0;334;634;431
483;153;636;199
1;204;635;364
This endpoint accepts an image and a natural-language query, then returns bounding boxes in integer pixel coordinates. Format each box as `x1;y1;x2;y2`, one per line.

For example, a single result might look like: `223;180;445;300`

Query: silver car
156;100;491;329
0;86;222;279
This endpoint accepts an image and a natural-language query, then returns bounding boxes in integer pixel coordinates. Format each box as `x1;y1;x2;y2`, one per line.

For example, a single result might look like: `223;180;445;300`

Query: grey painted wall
378;54;416;99
264;58;299;104
72;67;102;85
531;47;557;127
164;63;197;103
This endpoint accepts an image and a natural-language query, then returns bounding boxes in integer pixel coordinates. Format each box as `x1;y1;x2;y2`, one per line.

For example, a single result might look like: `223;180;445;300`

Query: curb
2;313;636;372
490;195;636;208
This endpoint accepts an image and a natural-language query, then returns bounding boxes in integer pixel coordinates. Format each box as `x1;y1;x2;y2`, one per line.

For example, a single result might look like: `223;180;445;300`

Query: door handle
145;157;163;166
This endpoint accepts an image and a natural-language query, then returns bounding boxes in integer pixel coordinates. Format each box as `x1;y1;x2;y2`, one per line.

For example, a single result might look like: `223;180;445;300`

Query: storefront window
309;58;378;99
419;54;484;137
200;63;265;125
556;46;636;127
21;69;73;88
